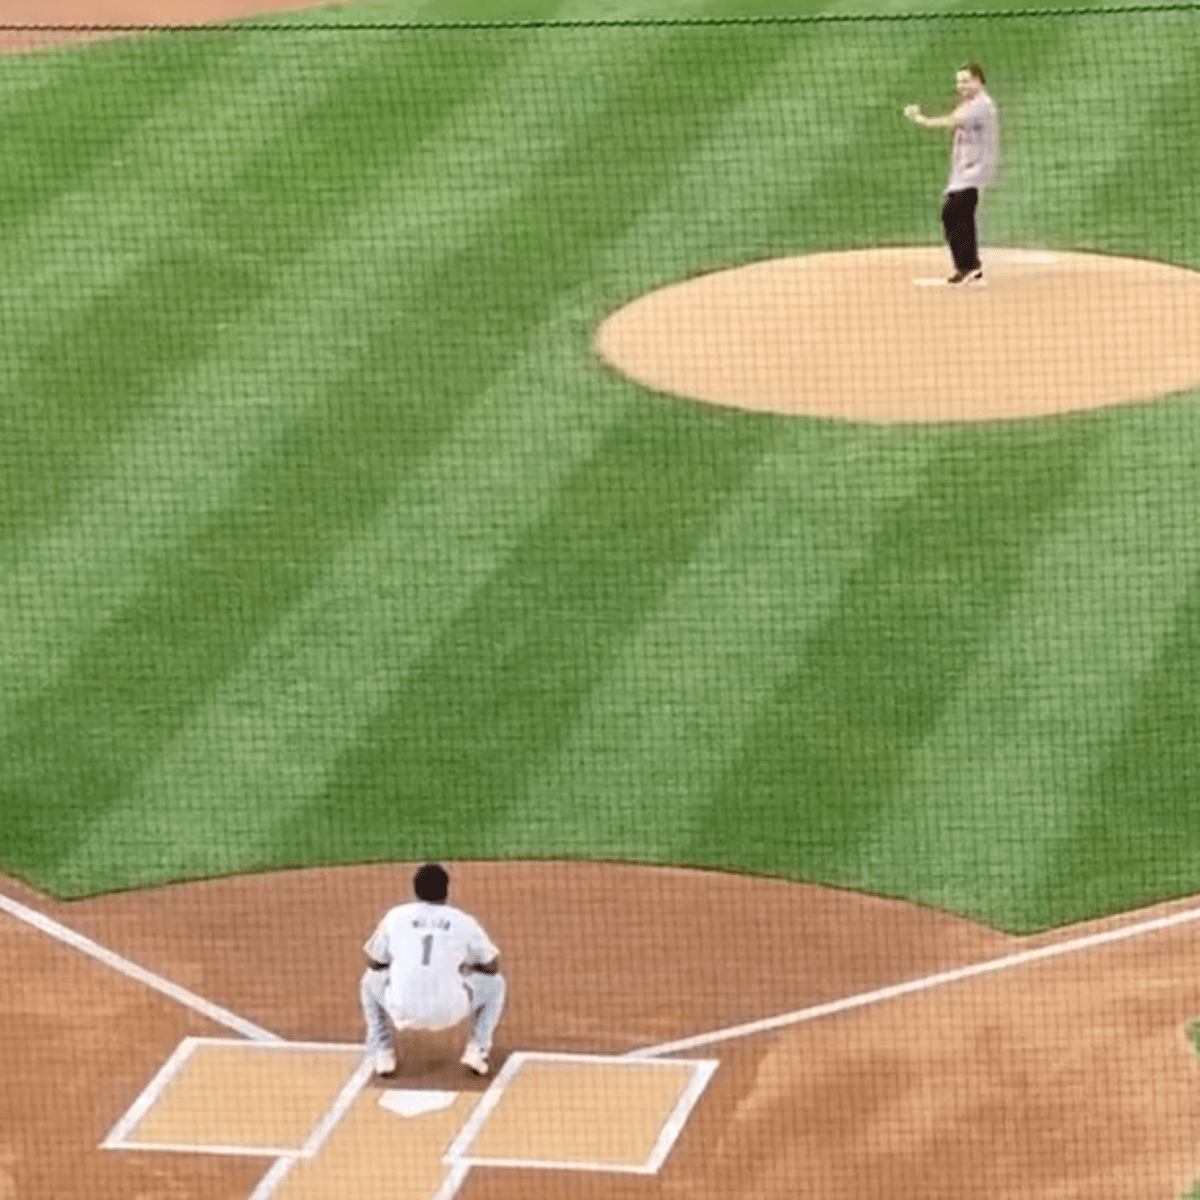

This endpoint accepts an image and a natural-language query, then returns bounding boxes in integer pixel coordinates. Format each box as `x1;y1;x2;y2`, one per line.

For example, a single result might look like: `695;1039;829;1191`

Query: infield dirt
4;862;1200;1199
0;0;332;54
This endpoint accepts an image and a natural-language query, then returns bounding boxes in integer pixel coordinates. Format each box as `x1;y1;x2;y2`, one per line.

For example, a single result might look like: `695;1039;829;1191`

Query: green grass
248;0;1200;22
2;9;1200;930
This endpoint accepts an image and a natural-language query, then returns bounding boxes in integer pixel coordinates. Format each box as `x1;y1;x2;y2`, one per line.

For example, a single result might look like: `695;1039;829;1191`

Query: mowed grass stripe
859;403;1200;931
0;33;432;541
1069;18;1200;264
487;19;978;856
0;35;358;345
0;41;205;233
2;41;570;878
47;326;642;894
65;26;964;883
510;429;942;860
8;16;1200;923
987;12;1200;260
0;29;623;875
591;22;950;267
18;26;802;888
0;31;520;544
1067;555;1200;930
0;31;567;734
0;37;335;536
263;406;775;870
676;423;1111;887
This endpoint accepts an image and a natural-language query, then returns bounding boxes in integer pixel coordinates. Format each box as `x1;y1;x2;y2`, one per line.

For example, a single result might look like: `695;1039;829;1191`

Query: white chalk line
102;1035;203;1149
299;1057;375;1159
101;1035;372;1199
109;1138;311;1158
439;1050;719;1195
628;900;1200;1060
641;1057;719;1174
0;890;280;1042
428;1161;473;1200
0;885;381;1200
441;1051;525;1174
246;1156;296;1200
10;876;1200;1199
226;1054;373;1198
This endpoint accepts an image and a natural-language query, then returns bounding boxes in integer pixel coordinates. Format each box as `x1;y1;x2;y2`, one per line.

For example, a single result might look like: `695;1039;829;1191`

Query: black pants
940;187;980;273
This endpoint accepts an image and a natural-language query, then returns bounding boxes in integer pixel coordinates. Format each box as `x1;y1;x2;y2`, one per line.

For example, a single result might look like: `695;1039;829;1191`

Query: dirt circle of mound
595;247;1200;424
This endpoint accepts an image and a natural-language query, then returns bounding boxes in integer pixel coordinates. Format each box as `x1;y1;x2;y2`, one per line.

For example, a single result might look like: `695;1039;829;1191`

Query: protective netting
2;10;1200;1200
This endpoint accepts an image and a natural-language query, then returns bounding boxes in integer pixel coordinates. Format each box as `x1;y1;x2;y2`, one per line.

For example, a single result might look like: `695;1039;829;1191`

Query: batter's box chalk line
102;1038;717;1200
9;880;1200;1200
101;1037;372;1159
441;1051;719;1177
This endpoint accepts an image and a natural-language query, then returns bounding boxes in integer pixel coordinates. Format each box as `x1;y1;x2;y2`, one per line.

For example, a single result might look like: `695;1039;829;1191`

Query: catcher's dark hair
414;863;449;903
960;61;986;84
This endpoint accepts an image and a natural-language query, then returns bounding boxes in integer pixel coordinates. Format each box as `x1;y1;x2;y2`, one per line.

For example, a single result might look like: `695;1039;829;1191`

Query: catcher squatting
360;863;507;1078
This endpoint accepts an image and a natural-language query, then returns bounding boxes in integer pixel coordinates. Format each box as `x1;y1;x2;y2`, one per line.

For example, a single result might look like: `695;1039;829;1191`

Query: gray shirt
945;90;999;193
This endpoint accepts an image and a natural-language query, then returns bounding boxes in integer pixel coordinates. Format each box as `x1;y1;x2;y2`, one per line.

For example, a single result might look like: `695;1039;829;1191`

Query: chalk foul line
0;890;279;1042
8;879;1200;1074
628;900;1200;1059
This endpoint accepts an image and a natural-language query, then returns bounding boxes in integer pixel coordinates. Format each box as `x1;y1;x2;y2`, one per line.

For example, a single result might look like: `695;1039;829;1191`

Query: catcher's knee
360;967;388;1006
471;971;506;1010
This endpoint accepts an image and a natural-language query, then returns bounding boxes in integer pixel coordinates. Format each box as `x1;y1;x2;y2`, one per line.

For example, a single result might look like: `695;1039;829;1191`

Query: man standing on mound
905;62;999;284
360;863;507;1078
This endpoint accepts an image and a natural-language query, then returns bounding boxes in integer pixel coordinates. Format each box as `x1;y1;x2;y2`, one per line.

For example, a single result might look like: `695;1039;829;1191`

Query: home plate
379;1090;459;1118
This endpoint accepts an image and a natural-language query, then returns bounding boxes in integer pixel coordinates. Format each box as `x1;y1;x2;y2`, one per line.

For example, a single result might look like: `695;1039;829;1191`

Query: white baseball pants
360;968;507;1057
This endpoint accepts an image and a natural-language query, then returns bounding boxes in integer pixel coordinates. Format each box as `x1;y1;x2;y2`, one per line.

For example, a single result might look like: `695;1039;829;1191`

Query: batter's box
103;1037;369;1158
445;1052;718;1175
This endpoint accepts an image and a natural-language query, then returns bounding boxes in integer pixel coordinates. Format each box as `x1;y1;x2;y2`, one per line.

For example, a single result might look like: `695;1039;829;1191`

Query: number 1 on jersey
421;933;433;966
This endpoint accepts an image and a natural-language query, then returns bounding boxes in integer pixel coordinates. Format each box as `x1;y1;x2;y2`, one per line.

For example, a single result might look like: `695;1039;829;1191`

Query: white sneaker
373;1049;397;1077
460;1043;489;1076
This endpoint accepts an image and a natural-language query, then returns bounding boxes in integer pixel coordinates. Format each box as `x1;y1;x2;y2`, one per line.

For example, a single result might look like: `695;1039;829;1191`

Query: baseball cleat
947;266;984;285
460;1043;489;1076
373;1049;397;1077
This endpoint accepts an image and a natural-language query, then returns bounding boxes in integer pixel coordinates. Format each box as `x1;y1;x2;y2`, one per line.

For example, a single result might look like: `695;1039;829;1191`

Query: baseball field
3;0;1200;1197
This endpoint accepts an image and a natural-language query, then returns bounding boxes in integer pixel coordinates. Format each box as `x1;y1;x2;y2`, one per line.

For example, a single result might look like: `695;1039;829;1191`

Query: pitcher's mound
595;247;1200;424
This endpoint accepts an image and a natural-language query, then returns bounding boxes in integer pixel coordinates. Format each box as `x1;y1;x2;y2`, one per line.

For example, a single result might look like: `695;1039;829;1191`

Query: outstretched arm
904;105;957;130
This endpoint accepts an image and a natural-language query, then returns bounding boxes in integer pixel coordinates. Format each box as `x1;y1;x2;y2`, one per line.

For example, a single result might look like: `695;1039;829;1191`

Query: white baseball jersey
364;901;499;1031
945;89;999;193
